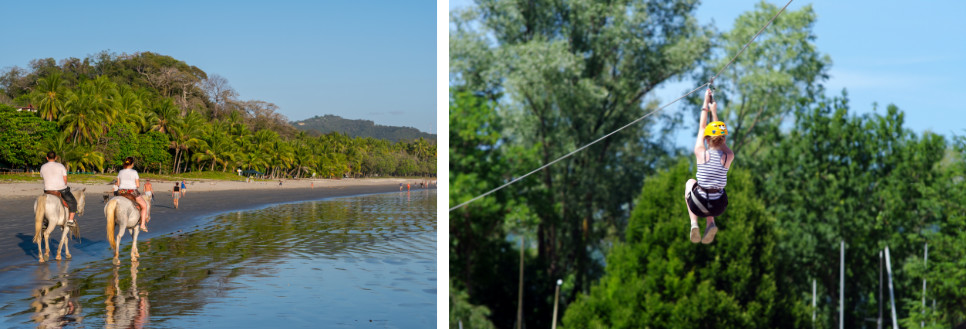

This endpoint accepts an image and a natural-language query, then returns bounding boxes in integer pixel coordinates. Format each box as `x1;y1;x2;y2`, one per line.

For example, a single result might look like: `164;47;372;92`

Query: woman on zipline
685;88;733;244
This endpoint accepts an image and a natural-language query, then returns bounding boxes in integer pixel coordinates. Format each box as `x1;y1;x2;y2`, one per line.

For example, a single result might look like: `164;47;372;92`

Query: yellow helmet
704;121;728;137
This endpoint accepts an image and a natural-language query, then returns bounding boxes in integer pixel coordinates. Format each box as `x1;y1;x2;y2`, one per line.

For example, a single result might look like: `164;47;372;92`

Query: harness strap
689;185;712;215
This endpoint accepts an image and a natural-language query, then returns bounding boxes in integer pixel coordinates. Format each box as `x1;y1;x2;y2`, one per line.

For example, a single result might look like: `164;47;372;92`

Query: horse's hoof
113;259;120;266
55;256;61;261
65;255;72;260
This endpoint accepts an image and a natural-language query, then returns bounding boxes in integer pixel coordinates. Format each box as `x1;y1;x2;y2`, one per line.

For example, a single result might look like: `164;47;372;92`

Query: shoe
690;225;700;243
701;222;718;244
66;220;76;227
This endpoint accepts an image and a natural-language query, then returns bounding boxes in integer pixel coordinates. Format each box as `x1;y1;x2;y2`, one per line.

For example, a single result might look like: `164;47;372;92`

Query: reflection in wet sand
2;191;435;328
30;261;81;328
104;261;149;328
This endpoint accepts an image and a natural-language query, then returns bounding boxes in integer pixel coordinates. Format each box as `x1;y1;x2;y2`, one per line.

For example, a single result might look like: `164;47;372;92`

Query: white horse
105;193;151;265
33;188;86;263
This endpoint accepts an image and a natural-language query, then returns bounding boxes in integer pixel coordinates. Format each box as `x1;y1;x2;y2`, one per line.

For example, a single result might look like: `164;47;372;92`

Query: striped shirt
696;150;729;200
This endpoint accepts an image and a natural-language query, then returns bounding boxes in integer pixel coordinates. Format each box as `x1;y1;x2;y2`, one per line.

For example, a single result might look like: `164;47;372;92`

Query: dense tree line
450;1;963;328
0;51;435;178
294;114;437;142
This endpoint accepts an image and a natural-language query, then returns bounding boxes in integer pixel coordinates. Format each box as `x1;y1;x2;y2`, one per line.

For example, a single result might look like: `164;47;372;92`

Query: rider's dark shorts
48;187;78;213
686;187;728;217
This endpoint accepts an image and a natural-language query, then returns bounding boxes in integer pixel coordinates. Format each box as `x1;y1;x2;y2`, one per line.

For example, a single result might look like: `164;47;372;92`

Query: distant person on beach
180;180;187;197
40;151;78;226
399;183;403;191
279;180;283;186
117;157;149;232
172;182;181;209
406;183;410;191
144;180;153;205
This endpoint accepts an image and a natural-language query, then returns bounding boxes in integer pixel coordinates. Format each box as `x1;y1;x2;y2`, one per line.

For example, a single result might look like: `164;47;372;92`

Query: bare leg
684;179;700;243
136;197;148;231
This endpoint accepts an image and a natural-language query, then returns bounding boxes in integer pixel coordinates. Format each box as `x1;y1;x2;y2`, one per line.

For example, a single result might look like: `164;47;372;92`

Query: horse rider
116;157;149;232
40;151;78;226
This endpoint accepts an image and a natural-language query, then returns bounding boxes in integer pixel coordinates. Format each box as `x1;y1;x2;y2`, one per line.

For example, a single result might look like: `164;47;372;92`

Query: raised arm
709;89;719;122
694;88;712;153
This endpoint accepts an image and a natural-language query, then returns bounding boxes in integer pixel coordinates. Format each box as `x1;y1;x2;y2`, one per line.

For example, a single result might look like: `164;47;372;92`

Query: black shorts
686;186;728;217
48;187;78;213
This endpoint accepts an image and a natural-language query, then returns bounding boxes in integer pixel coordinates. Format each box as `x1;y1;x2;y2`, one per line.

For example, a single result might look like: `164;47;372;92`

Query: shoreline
0;178;434;273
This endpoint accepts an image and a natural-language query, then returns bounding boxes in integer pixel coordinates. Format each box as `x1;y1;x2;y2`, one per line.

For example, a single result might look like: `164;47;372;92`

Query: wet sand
0;178;429;271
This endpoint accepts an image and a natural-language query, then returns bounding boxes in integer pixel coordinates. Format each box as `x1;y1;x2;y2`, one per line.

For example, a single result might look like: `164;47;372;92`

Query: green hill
292;115;436;142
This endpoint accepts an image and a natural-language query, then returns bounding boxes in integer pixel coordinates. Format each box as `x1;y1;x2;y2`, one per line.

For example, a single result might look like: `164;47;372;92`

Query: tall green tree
0;105;58;167
451;0;713;315
751;96;946;327
32;73;70;121
899;135;966;328
563;160;804;328
693;2;830;156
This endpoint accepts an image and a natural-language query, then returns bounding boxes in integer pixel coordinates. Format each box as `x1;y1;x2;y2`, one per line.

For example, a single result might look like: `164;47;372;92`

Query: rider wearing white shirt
116;157;149;232
40;152;78;225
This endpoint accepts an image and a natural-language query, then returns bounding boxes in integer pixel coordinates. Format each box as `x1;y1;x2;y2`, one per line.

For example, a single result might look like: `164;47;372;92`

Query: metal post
840;240;845;329
879;250;883;329
812;279;816;329
885;246;898;329
922;243;928;328
517;237;524;329
552;279;562;329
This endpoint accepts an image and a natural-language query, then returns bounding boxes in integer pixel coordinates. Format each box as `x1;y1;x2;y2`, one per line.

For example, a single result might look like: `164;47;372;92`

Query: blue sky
1;0;437;134
448;0;966;148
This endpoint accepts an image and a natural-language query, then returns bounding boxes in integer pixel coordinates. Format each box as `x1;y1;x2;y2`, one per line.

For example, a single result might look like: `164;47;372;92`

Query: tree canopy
0;51;435;178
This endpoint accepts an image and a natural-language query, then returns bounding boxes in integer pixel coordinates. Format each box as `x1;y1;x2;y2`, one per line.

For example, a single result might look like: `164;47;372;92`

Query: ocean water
0;190;437;328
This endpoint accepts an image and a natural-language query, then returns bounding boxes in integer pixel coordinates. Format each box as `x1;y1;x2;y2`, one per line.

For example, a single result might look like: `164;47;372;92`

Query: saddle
116;190;142;212
43;190;70;209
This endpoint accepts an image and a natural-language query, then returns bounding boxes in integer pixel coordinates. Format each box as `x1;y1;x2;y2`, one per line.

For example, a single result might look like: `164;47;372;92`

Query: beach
0;177;431;270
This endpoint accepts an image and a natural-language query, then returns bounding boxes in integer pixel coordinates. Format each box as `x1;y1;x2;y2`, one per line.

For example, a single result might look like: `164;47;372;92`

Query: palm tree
33;73;70;121
60;89;109;145
42;132;79;170
168;112;206;173
193;130;237;171
149;98;180;134
112;88;149;131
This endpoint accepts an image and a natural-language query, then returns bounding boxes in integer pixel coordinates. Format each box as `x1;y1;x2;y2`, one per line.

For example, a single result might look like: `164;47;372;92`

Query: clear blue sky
449;0;966;148
2;0;437;134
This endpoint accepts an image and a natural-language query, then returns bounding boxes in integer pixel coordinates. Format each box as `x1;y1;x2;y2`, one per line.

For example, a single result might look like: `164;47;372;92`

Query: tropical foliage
0;51;435;178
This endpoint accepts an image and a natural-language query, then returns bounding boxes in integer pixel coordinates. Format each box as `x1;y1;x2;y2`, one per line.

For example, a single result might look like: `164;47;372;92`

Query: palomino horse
33;188;86;263
104;193;151;265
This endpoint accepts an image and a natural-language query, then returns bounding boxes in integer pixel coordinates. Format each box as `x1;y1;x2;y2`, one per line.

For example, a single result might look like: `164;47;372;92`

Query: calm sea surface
0;190;437;328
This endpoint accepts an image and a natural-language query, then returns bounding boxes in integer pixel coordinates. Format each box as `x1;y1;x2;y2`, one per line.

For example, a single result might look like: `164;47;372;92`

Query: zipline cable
450;0;794;212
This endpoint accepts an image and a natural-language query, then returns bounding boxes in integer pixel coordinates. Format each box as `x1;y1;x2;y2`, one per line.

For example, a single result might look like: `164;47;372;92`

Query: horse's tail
105;198;117;251
33;195;46;244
